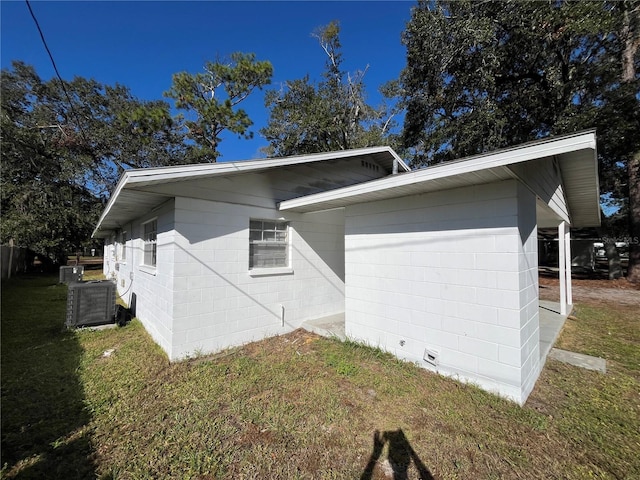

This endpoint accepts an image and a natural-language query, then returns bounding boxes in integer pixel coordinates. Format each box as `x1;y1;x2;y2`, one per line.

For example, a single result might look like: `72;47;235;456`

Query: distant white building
94;131;600;405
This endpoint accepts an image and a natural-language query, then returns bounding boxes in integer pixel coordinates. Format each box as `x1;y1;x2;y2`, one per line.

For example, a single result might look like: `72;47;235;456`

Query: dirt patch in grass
539;274;640;307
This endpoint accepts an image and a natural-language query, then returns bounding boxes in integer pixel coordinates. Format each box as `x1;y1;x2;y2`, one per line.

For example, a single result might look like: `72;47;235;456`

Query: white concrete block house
93;131;600;404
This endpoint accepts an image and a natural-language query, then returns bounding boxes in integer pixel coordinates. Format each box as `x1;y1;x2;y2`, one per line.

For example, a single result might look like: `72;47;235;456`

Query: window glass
143;220;157;267
249;219;289;269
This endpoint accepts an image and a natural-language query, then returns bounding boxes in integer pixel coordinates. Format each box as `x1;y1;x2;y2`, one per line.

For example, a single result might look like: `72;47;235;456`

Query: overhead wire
25;0;91;145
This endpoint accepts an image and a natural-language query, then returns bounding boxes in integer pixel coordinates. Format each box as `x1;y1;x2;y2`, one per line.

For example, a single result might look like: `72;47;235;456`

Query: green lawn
2;274;639;479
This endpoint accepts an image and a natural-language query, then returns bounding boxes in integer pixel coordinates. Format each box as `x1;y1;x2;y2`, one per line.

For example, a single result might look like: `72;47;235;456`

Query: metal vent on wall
59;266;84;284
66;280;116;328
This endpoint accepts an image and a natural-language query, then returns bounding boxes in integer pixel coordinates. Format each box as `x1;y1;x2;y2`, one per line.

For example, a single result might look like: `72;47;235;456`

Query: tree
399;0;640;281
261;22;400;157
164;52;273;162
1;62;187;264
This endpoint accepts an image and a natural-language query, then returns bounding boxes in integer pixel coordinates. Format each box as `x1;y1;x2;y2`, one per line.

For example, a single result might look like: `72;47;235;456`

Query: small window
111;235;117;262
121;231;127;262
143;220;157;267
249;219;289;269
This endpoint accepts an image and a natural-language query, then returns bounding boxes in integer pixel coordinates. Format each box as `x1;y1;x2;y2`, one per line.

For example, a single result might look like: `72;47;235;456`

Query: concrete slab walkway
301;313;345;341
304;301;570;364
549;348;607;373
539;300;567;360
303;300;605;376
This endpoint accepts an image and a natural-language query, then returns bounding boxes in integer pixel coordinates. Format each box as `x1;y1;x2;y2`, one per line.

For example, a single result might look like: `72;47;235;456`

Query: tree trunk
605;238;623;280
627;150;640;283
620;2;640;283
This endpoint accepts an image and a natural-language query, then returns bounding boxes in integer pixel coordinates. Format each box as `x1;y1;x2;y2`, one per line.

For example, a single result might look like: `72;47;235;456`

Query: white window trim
139;264;157;276
249;266;294;277
120;230;127;263
248;218;292;273
142;218;158;269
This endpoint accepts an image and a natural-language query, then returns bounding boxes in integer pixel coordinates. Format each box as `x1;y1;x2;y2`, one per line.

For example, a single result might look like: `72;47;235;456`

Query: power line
25;0;90;145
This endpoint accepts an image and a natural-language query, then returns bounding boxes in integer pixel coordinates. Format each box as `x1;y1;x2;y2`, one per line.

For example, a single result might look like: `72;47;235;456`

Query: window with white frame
116;230;127;262
121;230;127;261
143;219;157;267
249;219;289;269
111;234;117;262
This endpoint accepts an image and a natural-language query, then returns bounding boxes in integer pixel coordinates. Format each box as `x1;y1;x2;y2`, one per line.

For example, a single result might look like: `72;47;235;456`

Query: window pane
250;242;287;268
249;219;289;269
143;220;157;267
263;231;276;241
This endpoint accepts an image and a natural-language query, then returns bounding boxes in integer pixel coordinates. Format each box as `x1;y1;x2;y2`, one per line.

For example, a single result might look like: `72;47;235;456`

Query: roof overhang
92;146;409;238
279;131;601;229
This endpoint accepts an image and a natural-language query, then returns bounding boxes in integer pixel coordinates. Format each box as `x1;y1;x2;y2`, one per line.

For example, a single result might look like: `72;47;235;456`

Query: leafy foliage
399;0;640;279
164;52;273;162
0;62;187;263
261;22;400;157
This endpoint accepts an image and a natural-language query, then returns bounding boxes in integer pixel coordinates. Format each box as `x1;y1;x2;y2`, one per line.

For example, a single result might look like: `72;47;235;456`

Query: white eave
279;131;601;228
92;146;409;238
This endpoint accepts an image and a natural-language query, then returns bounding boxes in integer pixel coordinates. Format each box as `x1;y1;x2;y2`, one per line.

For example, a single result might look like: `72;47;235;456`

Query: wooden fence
1;245;28;280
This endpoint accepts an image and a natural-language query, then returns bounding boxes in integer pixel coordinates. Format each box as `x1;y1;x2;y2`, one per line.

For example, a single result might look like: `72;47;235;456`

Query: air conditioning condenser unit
66;280;116;328
59;265;84;284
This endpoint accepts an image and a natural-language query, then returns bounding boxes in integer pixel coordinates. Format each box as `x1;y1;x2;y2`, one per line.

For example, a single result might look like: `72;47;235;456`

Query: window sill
248;267;294;277
139;264;157;276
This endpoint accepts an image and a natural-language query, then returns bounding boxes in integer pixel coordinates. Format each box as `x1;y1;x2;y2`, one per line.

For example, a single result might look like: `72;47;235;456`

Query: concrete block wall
105;200;176;356
344;179;541;404
517;182;541;401
169;197;345;360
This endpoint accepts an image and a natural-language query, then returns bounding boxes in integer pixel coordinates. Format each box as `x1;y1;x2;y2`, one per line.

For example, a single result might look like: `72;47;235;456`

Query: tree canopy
2;55;271;264
1;62;186;263
399;0;640;280
261;22;400;157
164;52;273;162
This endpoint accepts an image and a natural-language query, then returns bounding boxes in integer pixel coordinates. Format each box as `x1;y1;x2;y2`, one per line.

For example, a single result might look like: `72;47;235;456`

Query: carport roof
279;130;601;229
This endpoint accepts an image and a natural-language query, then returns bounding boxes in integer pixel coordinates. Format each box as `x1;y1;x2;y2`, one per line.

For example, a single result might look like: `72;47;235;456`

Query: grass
2;274;639;479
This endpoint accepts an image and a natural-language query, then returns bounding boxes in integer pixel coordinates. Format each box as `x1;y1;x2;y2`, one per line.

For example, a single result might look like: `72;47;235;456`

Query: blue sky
1;1;414;161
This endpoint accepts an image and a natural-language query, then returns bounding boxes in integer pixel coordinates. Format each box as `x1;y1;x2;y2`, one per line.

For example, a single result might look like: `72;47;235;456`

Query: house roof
279;131;601;229
92;146;409;238
94;132;600;239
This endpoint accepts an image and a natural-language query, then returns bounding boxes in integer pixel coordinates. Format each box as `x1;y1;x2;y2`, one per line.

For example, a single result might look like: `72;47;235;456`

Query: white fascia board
92;171;133;238
279;131;596;212
92;146;408;237
124;146;408;186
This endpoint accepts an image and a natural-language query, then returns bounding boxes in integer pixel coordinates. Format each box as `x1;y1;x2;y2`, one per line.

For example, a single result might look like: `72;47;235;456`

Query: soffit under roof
92;146;407;238
279;131;600;229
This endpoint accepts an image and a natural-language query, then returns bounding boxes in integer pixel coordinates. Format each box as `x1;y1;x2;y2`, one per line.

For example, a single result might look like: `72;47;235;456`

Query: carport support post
558;221;572;315
565;226;573;307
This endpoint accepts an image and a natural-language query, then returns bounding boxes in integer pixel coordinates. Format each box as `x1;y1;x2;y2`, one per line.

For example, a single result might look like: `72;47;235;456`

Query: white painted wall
344;179;540;404
516;182;541;401
108;200;176;355
169;196;345;360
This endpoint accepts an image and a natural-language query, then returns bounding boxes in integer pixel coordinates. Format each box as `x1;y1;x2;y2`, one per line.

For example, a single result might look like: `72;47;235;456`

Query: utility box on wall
59;266;84;284
66;280;116;328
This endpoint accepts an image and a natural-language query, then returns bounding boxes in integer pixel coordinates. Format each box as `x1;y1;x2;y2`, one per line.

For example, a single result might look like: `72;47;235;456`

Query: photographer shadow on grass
361;428;434;480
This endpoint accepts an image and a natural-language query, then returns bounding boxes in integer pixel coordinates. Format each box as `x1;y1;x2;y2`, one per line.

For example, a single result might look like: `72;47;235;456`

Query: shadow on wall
361;429;434;480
